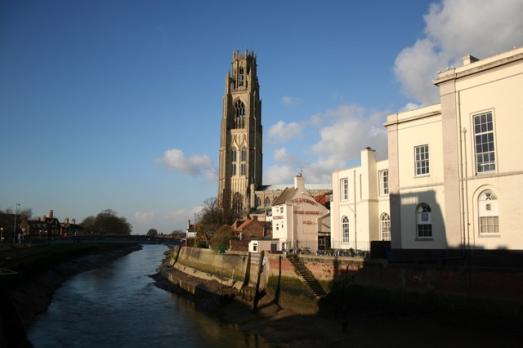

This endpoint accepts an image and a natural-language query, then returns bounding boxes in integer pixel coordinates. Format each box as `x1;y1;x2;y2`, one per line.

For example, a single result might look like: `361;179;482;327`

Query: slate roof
272;187;298;205
257;183;332;191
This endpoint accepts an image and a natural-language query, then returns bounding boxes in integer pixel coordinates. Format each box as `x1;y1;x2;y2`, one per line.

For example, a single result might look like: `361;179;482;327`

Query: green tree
210;225;235;253
80;216;96;234
80;210;132;235
146;228;158;237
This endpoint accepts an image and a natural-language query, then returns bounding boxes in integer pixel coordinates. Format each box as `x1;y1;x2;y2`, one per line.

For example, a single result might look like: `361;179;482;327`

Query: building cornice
385;109;441;127
433;50;523;85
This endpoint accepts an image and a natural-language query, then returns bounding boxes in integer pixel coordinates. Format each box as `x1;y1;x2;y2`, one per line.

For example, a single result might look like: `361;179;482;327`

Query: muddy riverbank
155;252;523;348
0;243;141;347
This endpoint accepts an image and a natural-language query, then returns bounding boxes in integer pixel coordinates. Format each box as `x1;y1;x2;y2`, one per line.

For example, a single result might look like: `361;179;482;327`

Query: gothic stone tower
218;50;263;215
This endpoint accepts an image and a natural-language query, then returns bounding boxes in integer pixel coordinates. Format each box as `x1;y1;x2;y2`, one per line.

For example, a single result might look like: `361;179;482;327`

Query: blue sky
2;0;522;233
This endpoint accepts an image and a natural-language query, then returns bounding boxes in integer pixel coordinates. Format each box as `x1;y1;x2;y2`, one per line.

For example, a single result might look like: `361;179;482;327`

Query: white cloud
403;102;420;111
265;164;296;184
281;96;300;106
273;147;291;162
159;148;214;178
268;121;303;143
305;105;387;182
265;147;299;184
133;211;155;223
395;0;523;104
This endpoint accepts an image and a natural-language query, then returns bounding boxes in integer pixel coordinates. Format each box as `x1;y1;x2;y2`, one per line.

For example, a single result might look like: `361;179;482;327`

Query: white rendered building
330;148;390;251
385;47;523;256
271;175;330;252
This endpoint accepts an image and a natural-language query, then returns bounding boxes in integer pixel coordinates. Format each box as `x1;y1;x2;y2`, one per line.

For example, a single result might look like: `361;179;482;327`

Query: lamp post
13;203;20;245
1;227;4;243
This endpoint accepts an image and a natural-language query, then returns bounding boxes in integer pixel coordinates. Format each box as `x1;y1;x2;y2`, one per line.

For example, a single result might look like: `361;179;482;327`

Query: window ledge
478;233;500;238
415;237;433;241
414;174;430;178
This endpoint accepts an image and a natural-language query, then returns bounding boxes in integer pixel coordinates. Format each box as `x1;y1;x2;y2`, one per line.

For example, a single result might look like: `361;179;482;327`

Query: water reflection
28;245;268;348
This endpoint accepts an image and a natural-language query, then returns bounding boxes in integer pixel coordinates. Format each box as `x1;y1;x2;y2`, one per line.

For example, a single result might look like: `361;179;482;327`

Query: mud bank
0;243;141;347
155;247;523;347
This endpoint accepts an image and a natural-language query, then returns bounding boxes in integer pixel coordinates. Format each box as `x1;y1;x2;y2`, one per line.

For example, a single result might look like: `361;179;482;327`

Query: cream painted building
271;175;330;252
386;47;523;255
330;148;390;251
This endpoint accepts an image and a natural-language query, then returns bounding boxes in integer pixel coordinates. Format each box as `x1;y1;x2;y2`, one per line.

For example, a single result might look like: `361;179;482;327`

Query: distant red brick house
230;217;271;251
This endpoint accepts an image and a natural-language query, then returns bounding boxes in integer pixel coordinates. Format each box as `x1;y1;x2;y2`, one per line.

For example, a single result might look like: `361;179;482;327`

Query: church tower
218;50;263;215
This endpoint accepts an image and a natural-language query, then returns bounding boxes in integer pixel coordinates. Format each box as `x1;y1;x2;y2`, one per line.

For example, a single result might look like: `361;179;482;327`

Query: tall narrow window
234;100;245;128
379;170;389;195
264;197;270;207
474;112;496;173
240;147;247;176
415;145;430;176
341;178;348;201
238;67;244;87
478;190;499;234
380;213;391;241
231;149;237;176
416;203;432;238
342;216;349;243
232;192;243;216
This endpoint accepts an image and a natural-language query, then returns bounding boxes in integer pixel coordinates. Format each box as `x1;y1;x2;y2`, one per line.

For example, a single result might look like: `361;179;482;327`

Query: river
28;245;269;348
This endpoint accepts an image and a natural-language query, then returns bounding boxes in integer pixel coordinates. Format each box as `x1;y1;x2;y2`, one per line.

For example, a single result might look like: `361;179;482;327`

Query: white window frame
340;178;348;201
478;190;499;235
380;213;391;241
414;144;430;176
473;111;496;174
341;216;349;243
379;170;389;195
416;203;432;239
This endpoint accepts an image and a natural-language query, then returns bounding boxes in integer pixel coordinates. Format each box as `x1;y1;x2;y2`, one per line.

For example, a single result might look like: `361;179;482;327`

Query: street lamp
1;227;4;243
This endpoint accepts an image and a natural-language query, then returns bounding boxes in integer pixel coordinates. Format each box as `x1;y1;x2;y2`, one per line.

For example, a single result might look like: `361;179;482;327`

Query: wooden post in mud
252;251;265;312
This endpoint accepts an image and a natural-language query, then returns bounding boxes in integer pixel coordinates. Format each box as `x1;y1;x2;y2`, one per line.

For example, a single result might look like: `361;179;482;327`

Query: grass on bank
0;243;128;276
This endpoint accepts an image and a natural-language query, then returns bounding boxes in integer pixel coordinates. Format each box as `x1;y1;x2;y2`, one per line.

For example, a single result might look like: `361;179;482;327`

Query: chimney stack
48;210;54;219
463;54;479;65
294;173;305;192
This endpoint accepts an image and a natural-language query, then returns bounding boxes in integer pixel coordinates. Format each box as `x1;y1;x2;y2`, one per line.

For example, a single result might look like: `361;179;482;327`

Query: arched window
342;216;349;243
238;67;244;87
478;190;499;234
380;213;391;241
231;149;237;176
240;147;247;176
234;100;245;128
264;197;270;208
255;196;261;208
232;192;243;216
416;203;432;238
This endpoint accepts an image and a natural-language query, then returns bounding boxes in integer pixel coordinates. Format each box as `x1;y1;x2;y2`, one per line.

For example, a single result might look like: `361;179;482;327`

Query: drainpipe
353;169;357;251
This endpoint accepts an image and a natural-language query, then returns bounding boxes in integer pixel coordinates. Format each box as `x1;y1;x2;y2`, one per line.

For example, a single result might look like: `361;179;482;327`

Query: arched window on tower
416;203;432;239
232;192;243;216
234;100;245;129
380;213;391;241
478;190;499;234
240;147;247;176
342;216;349;243
238;67;244;87
231;148;237;176
264;197;271;208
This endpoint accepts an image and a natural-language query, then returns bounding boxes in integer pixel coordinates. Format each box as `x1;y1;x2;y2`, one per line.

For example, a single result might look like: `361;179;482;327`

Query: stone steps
287;255;326;298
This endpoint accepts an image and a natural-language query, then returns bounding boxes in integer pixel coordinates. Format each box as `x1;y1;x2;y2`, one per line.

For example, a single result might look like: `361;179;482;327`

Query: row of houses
0;210;81;241
223;47;523;258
